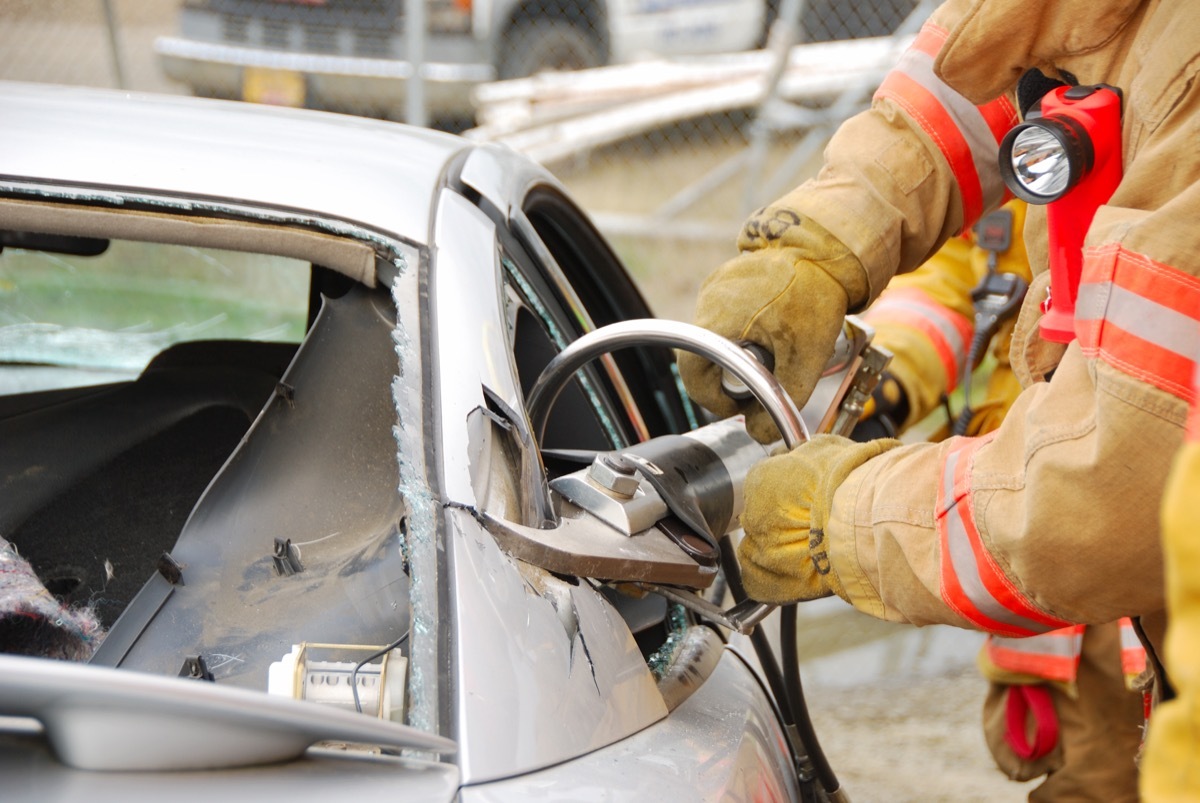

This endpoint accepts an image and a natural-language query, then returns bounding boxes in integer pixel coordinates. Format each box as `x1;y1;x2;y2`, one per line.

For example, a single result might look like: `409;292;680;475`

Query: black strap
1017;67;1079;118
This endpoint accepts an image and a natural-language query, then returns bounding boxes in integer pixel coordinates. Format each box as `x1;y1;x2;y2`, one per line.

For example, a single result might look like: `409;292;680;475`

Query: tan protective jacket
773;0;1200;659
865;203;1148;799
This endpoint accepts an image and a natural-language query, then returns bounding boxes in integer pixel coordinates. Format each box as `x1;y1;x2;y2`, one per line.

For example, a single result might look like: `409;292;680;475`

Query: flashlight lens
1009;126;1072;199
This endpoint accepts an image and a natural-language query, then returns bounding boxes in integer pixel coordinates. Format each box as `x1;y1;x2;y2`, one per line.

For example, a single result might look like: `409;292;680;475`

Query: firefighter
855;199;1145;802
677;0;1197;767
1140;350;1200;802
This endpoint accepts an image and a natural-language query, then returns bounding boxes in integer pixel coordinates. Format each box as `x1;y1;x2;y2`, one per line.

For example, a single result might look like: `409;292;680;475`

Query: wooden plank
465;34;911;164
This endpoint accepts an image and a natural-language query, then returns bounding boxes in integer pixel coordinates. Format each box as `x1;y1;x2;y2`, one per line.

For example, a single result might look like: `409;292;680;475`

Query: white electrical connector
268;643;407;722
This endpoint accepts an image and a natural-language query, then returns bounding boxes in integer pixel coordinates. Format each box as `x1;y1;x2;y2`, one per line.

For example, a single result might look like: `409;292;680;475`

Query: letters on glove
678;212;869;444
737;434;899;604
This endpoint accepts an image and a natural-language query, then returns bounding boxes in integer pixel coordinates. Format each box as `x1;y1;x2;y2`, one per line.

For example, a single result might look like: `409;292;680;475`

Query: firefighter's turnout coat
756;0;1197;691
864;201;1146;800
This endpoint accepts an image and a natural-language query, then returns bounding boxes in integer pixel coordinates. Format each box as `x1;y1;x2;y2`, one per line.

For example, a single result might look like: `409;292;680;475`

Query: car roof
0;81;471;246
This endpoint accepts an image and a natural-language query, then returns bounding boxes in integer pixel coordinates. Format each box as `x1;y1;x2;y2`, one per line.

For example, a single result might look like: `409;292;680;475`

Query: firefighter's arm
779;0;1019;295
825;51;1200;628
826;345;1181;631
861;236;978;432
827;199;1199;631
748;73;1200;624
678;0;1017;439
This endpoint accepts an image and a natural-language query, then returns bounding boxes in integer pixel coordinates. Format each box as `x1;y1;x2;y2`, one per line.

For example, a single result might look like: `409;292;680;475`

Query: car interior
0;191;696;680
0;201;378;637
0;336;297;625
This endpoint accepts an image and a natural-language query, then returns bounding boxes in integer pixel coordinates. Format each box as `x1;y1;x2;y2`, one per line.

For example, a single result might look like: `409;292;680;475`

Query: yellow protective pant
1141;440;1200;801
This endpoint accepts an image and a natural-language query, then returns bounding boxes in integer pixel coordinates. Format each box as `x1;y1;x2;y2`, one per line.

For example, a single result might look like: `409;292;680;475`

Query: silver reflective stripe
1077;282;1198;359
895;49;1007;211
870;296;968;371
942;450;1055;635
1120;621;1143;652
990;630;1083;658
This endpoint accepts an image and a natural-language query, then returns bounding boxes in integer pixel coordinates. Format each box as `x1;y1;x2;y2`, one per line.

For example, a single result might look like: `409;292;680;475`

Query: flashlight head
999;116;1093;204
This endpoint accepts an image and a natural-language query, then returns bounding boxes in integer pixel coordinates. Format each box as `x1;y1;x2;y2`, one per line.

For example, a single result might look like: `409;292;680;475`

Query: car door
435;143;800;801
421;150;689;782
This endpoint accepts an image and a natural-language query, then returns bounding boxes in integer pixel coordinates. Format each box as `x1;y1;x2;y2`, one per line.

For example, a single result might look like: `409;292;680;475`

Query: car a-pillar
497;0;610;80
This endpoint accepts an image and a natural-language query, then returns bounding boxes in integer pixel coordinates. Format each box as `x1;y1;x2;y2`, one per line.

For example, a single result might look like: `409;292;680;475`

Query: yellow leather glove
678;209;869;444
737;434;900;604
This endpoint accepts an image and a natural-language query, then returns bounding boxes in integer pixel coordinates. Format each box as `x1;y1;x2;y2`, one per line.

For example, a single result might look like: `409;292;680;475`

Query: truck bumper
155;36;494;120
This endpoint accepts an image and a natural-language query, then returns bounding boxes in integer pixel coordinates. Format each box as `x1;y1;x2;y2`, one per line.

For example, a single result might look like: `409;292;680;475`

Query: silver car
0;82;868;801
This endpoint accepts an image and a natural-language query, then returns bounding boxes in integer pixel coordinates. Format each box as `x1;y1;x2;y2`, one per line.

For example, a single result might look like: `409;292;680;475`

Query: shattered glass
389;259;443;736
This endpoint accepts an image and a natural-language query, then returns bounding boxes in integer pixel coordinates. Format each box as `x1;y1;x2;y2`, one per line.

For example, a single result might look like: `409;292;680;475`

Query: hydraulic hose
780;603;843;799
719;537;843;800
951;327;991;437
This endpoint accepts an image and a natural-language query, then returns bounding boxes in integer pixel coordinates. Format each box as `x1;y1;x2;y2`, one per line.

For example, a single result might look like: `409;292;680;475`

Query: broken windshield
0;237;309;393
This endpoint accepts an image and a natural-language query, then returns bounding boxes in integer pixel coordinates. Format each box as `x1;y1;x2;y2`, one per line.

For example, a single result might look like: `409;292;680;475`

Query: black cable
951;327;992;437
781;604;840;797
719;539;792;717
351;629;411;715
719;536;840;797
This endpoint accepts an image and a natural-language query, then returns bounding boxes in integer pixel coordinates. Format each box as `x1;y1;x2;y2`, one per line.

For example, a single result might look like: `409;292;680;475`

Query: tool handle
720;342;775;401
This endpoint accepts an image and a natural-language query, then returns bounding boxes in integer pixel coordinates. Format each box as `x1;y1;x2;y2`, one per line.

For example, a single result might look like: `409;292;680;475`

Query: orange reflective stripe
979;93;1019;146
876;73;987;228
986;627;1086;683
1190;366;1200;442
938;435;1074;637
873;21;1015;230
1187;357;1200;443
1119;617;1147;678
991;621;1147;687
865;287;972;389
1076;244;1200;403
909;20;947;57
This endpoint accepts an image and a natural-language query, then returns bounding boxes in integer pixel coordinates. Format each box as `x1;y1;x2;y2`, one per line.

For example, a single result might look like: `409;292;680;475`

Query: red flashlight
998;84;1123;343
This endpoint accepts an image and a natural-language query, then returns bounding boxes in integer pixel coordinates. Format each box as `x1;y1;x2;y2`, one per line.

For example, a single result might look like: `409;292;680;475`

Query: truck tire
499;21;603;80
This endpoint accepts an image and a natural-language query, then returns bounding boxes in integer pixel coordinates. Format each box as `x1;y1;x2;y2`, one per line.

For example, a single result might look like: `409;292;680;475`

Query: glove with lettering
737;434;899;604
678;208;869;444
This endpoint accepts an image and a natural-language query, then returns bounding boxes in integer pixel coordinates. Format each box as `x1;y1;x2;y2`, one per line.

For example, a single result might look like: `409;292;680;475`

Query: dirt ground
814;667;1034;802
0;5;1042;799
785;600;1038;803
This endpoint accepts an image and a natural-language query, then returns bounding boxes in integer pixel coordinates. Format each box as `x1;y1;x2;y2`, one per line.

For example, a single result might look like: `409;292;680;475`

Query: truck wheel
499;21;603;80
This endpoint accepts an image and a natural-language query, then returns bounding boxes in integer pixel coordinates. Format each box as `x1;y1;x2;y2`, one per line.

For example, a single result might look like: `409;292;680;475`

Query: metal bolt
587;453;641;498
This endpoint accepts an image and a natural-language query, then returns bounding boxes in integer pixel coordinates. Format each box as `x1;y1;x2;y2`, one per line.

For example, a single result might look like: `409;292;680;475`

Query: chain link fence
0;0;928;319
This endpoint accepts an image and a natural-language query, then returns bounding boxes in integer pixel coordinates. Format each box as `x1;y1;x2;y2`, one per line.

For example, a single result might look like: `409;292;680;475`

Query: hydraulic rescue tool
482;316;889;803
483;316;888;631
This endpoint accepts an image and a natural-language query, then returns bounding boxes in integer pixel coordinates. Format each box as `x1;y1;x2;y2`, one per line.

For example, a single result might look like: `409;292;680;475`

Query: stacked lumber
464;34;911;166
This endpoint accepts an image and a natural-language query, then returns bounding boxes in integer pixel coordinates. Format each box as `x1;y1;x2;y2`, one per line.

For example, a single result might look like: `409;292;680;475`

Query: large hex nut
586;454;641;498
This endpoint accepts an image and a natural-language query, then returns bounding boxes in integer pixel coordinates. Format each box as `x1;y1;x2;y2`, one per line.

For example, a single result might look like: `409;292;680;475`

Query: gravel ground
812;668;1035;802
787;600;1038;803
